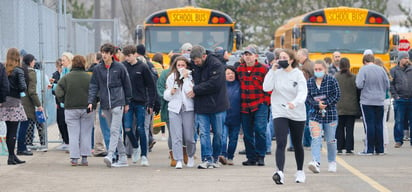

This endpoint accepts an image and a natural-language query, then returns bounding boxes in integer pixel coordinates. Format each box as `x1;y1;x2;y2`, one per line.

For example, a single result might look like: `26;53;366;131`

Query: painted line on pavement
336;156;391;192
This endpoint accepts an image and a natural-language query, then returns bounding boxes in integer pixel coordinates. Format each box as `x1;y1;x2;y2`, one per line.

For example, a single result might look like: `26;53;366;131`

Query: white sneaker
308;161;320;173
272;171;284;185
187;157;195;168
211;162;220;168
132;148;141;163
103;156;112;168
175;160;183;169
56;144;69;151
295;170;306;183
141;156;150;166
328;161;337;172
113;155;129;168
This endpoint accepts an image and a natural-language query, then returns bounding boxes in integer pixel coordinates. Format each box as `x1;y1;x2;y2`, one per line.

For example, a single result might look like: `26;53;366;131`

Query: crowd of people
0;42;411;185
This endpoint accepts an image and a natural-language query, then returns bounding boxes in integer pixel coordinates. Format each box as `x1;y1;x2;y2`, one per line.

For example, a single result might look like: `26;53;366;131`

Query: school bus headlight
160;16;167;24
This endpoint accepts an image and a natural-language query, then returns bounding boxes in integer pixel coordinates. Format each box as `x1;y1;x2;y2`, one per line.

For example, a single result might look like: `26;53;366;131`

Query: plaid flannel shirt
306;74;340;123
237;62;270;113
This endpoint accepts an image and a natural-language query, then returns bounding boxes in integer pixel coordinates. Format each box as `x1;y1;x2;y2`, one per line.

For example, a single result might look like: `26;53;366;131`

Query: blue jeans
17;120;30;152
361;105;384;153
241;104;268;161
266;108;274;153
99;106;110;150
221;124;240;160
394;99;412;144
123;103;147;156
197;111;225;163
303;103;312;147
310;120;338;163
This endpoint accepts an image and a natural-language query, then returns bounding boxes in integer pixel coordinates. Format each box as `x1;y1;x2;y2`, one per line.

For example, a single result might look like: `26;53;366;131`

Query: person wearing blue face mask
306;60;340;174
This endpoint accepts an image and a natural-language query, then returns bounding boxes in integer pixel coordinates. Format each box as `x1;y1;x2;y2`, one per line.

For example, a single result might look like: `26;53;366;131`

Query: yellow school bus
275;7;391;73
136;6;243;65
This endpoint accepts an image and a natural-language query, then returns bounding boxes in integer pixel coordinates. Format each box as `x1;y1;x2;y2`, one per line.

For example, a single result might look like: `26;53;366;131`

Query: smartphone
87;107;93;113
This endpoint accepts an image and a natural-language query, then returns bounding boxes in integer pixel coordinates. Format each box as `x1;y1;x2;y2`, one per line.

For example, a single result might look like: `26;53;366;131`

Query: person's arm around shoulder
192;60;223;96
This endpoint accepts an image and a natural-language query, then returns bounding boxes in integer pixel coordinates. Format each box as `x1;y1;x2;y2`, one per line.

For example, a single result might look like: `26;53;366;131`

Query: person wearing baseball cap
390;51;412;148
237;45;270;166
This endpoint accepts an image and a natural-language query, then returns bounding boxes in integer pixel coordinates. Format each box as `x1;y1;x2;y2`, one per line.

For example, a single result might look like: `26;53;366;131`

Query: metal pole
64;0;67;52
94;0;101;50
58;0;63;56
38;0;48;147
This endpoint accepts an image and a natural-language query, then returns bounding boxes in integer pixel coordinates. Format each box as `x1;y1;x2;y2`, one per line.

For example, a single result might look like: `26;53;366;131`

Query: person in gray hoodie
356;54;389;155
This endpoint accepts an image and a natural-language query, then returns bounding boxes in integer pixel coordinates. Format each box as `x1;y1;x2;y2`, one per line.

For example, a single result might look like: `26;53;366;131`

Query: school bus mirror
392;34;399;45
293;26;300;39
235;30;243;49
136;25;143;41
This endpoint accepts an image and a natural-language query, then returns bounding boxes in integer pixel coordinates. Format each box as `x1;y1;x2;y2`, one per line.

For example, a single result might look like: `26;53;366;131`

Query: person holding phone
55;55;95;166
263;49;308;184
306;60;340;174
164;56;196;169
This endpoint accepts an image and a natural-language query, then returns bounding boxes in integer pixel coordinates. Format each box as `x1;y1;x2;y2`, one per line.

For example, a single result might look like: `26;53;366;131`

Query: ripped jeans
309;120;337;164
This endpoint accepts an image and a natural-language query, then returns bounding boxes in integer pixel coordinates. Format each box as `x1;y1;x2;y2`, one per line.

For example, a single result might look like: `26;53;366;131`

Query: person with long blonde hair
0;48;27;165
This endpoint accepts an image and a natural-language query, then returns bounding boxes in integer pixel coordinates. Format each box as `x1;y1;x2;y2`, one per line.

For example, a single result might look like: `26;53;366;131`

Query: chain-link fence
0;0;118;146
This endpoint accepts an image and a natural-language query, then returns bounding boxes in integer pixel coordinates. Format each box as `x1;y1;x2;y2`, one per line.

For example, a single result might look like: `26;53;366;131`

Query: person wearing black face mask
263;49;308;184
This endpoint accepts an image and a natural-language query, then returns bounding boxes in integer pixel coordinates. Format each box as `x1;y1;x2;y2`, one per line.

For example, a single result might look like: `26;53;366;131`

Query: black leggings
56;107;69;144
6;121;19;157
274;118;305;171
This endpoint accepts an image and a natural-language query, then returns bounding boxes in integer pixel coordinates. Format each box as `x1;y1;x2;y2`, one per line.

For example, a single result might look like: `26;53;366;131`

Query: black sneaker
257;157;265;166
337;150;343;155
242;159;257;166
287;147;294;152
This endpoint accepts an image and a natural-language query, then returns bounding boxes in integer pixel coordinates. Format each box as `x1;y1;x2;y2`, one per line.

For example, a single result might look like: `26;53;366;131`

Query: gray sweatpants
64;109;95;159
169;109;196;161
103;106;126;157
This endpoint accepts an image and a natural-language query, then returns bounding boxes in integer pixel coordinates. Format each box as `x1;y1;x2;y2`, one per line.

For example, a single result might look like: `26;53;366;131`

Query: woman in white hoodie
263;49;308;184
164;56;196;169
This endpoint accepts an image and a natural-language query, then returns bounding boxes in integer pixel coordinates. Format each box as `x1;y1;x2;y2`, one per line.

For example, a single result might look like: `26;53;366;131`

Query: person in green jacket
55;55;95;166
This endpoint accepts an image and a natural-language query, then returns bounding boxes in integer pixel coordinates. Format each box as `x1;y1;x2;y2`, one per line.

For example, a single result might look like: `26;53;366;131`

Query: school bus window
157;31;172;42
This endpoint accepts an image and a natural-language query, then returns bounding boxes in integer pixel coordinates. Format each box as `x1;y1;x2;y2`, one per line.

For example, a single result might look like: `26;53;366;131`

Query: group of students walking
1;42;409;186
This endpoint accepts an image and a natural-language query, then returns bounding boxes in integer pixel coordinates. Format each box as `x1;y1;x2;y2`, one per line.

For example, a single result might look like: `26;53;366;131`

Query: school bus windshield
145;26;232;53
303;26;389;54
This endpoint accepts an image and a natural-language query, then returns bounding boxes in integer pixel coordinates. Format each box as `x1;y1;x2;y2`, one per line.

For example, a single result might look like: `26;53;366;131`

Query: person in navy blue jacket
218;65;241;165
